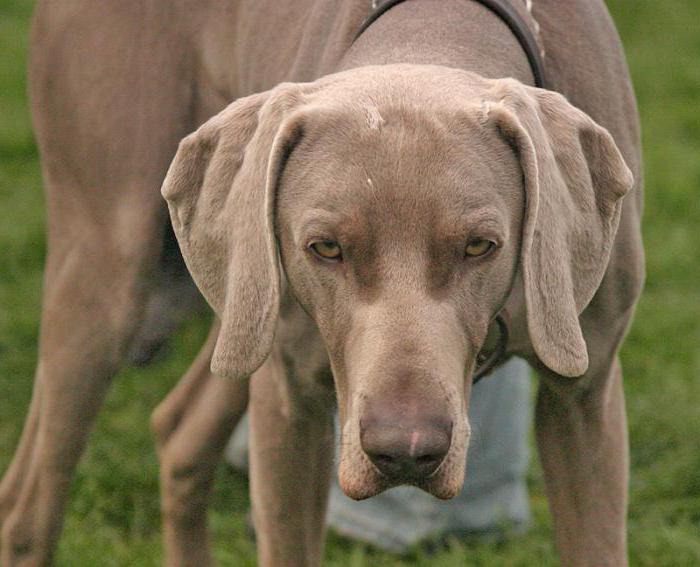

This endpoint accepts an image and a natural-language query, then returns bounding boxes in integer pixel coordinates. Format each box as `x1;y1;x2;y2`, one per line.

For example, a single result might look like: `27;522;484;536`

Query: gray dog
0;0;643;565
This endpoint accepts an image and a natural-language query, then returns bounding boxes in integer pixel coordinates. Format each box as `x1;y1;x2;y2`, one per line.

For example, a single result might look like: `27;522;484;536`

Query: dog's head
162;65;632;499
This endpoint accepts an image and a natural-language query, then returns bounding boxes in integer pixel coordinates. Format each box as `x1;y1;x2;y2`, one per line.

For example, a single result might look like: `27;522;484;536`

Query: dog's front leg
249;352;335;567
535;355;628;566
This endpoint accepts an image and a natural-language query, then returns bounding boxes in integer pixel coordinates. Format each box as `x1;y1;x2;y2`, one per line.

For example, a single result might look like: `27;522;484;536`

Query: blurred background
1;1;698;565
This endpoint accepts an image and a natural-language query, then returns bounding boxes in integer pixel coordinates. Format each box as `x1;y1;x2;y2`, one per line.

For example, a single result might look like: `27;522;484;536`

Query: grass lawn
1;0;699;565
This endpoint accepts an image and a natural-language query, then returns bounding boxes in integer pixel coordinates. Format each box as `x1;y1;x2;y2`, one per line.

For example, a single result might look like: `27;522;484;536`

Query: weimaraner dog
0;0;644;565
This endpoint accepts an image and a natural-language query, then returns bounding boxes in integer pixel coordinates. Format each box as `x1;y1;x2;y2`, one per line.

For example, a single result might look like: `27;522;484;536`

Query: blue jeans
227;357;531;552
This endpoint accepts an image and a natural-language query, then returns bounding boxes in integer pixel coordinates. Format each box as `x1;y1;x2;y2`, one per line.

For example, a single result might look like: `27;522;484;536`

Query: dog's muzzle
360;405;453;483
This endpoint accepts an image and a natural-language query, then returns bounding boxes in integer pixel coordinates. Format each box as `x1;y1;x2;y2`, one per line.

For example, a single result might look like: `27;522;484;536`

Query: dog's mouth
337;418;470;501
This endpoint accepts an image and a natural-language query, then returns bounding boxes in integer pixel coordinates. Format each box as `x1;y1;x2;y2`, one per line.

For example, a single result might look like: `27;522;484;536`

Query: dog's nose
360;418;452;481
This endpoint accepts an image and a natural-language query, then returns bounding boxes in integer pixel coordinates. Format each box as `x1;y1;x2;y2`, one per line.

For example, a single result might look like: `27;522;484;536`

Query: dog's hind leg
0;195;166;565
0;4;196;563
151;322;223;450
153;323;249;567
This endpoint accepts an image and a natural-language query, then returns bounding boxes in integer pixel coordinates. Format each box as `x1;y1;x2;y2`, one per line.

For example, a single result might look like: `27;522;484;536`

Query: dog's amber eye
465;238;494;257
310;240;342;261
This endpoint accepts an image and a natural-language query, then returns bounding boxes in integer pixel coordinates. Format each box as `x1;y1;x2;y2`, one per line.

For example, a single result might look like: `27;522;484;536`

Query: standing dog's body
0;1;643;566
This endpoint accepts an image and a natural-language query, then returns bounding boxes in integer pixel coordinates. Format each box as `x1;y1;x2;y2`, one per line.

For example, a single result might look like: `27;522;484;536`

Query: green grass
1;0;699;564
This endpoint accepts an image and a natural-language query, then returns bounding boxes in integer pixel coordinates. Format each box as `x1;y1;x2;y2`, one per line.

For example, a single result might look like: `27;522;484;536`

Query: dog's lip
365;451;449;483
357;446;457;494
348;468;460;500
338;448;464;500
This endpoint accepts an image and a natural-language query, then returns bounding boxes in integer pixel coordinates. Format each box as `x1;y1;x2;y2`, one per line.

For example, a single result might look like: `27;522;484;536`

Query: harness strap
353;0;548;89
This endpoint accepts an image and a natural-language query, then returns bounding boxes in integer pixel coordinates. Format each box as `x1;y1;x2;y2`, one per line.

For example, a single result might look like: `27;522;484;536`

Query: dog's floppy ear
483;80;634;377
161;85;306;378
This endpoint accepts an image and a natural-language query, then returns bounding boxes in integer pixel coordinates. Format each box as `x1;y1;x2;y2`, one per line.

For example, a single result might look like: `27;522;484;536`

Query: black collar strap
353;0;548;89
472;314;509;384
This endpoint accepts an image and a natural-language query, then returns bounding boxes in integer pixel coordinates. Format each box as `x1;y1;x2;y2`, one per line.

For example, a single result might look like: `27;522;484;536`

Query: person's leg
226;358;532;552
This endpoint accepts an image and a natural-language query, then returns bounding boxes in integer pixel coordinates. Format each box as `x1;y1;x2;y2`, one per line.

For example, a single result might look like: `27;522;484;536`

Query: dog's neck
338;0;536;87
